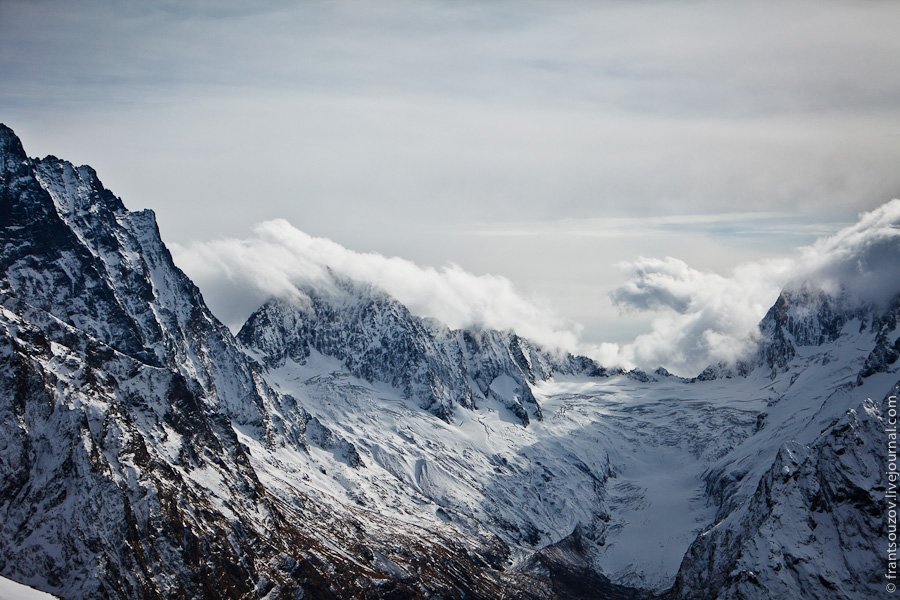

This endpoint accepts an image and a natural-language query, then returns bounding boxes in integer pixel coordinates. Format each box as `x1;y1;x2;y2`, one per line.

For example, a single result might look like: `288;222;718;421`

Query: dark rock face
238;286;600;425
523;527;651;600
859;298;900;381
711;287;857;377
0;306;277;598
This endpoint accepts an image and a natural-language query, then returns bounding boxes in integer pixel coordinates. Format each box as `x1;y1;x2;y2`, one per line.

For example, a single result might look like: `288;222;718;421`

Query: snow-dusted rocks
671;287;900;600
1;122;898;599
756;288;867;375
238;283;601;425
0;124;546;598
672;385;896;600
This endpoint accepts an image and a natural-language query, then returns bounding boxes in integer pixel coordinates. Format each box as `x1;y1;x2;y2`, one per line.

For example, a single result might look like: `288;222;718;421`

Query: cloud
175;201;900;378
793;199;900;304
5;0;900;249
463;212;845;240
6;0;900;361
4;0;898;379
607;257;789;375
608;199;900;376
173;219;581;351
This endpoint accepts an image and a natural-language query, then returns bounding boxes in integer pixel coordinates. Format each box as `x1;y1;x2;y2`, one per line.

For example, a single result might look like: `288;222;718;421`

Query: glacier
0;123;897;599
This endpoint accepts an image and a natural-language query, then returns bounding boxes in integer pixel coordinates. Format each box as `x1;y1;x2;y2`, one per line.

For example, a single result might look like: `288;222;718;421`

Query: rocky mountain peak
0;124;27;164
238;278;600;424
696;284;899;382
34;155;127;217
756;285;899;377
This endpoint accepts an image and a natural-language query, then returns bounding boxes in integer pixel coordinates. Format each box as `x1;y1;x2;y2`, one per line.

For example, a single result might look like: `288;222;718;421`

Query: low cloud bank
174;200;900;377
173;219;581;351
607;199;900;375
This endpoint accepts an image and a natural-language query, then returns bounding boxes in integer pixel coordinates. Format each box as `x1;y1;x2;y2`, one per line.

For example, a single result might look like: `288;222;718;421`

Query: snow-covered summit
695;284;900;385
238;277;603;424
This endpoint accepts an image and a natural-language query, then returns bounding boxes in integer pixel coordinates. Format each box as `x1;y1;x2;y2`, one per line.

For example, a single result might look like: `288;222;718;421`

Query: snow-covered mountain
238;281;603;425
0;124;551;598
0;123;896;599
671;291;900;600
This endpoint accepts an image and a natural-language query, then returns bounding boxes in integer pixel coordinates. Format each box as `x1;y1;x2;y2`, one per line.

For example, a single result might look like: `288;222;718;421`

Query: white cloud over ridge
175;200;900;377
173;219;582;351
609;199;900;375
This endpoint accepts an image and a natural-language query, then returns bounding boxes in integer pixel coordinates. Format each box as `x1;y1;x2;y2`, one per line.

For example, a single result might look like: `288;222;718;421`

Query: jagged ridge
238;282;603;425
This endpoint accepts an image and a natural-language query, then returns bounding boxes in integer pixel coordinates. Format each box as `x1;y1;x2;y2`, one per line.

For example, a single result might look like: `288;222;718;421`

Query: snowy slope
1;122;897;599
237;279;899;594
673;387;894;599
0;124;555;599
238;285;603;425
0;575;57;600
670;294;900;600
250;354;760;592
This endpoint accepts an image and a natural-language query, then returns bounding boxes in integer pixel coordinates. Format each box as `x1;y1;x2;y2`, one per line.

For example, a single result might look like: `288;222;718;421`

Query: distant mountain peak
695;284;900;382
0;124;26;160
238;278;602;424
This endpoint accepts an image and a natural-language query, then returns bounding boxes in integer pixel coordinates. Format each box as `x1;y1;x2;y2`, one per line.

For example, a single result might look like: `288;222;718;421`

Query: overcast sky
3;0;900;361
